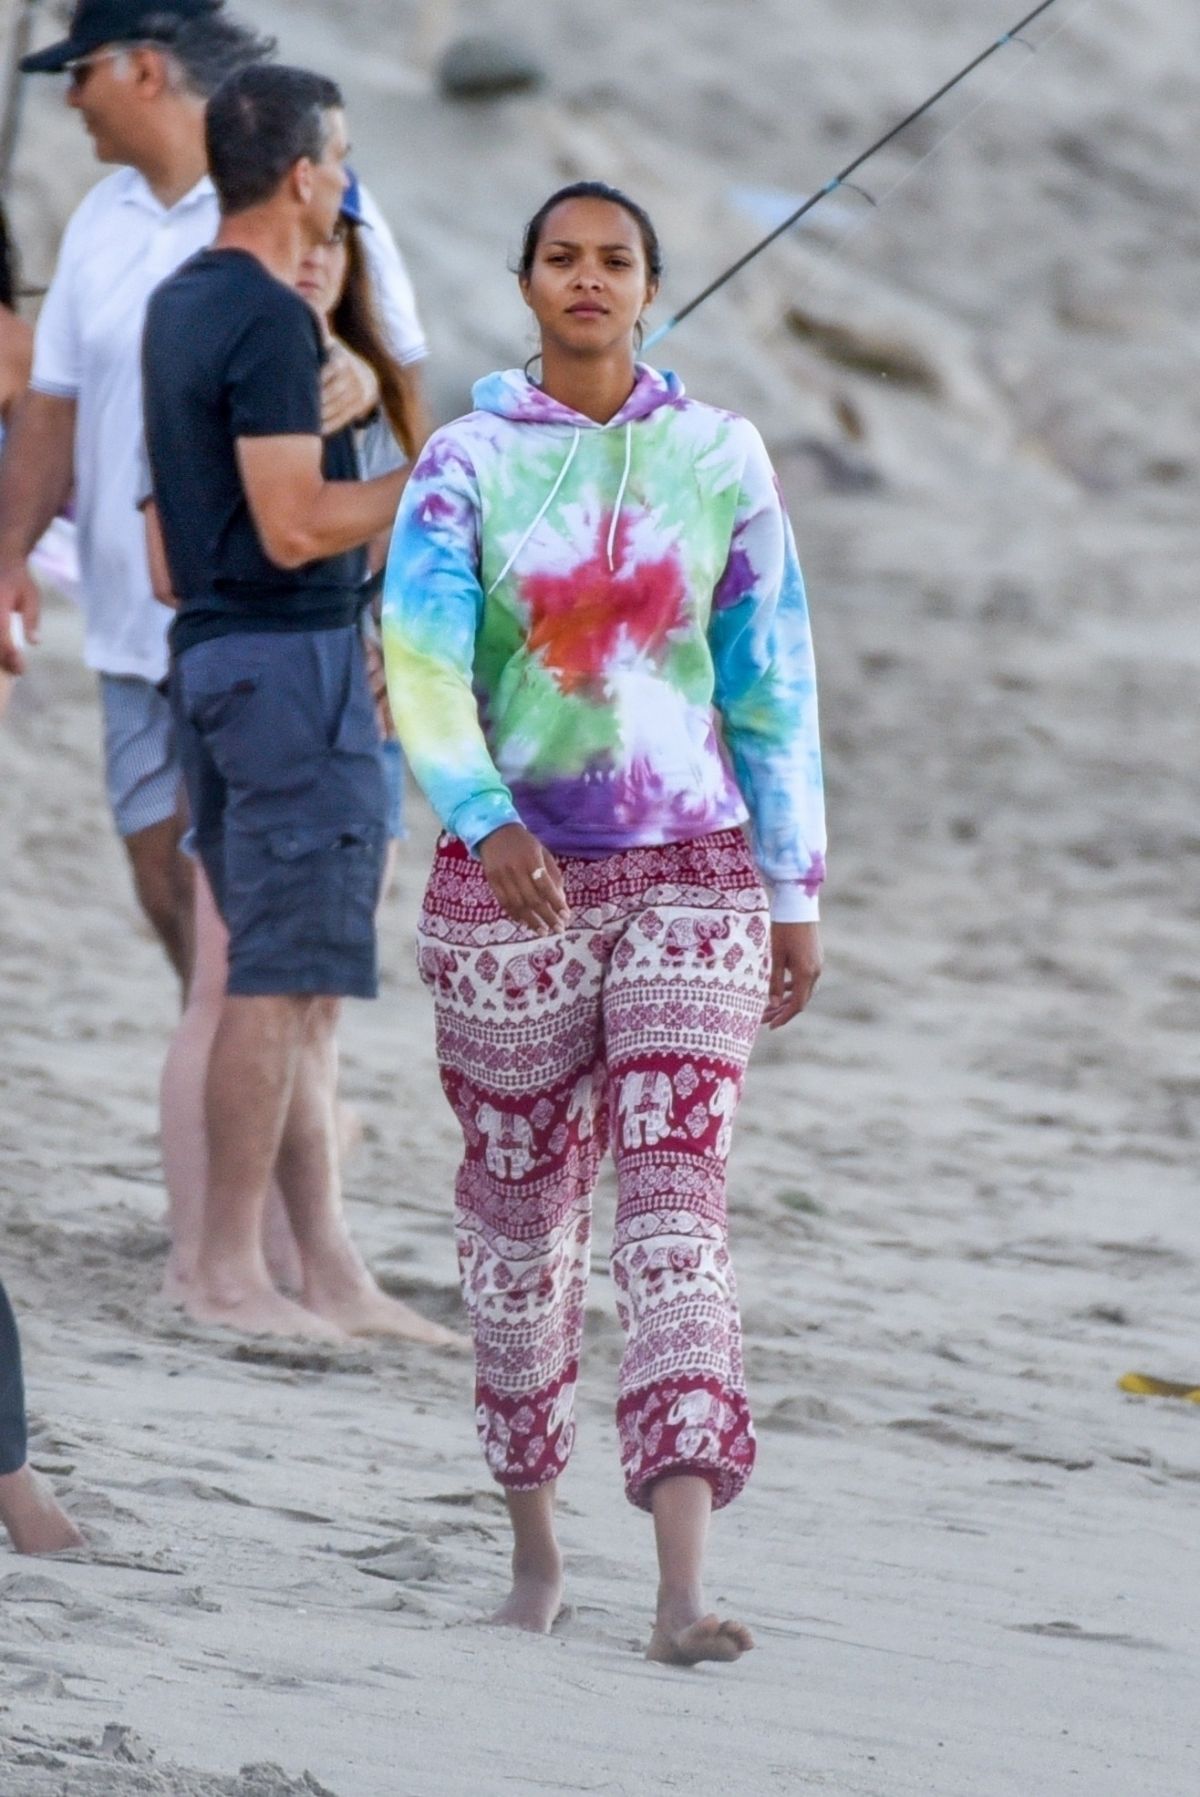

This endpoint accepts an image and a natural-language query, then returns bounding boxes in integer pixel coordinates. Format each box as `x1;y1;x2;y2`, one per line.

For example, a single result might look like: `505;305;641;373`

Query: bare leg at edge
0;1465;85;1556
645;1474;754;1665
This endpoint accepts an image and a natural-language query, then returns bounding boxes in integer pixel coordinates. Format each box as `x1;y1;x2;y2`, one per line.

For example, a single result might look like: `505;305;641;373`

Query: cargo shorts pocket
179;648;264;735
259;821;384;952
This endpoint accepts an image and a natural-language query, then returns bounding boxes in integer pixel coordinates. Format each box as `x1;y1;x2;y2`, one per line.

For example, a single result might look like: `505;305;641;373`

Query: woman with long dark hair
384;182;825;1660
296;172;423;881
319;176;421;465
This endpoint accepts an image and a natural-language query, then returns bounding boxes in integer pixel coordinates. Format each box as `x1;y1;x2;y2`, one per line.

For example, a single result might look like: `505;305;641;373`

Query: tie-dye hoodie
382;364;826;920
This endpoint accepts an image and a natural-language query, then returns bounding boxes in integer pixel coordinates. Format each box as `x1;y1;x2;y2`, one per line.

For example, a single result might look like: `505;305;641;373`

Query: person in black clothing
0;1280;84;1554
142;64;430;1343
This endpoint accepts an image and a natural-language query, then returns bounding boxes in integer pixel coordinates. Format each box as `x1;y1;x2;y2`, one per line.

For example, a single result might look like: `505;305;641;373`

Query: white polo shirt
32;167;427;682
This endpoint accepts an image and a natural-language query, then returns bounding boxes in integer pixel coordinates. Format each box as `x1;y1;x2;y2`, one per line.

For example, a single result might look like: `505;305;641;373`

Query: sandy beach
2;0;1199;1791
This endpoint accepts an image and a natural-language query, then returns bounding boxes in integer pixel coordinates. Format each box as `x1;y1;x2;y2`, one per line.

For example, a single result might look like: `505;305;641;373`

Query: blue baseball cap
339;170;370;229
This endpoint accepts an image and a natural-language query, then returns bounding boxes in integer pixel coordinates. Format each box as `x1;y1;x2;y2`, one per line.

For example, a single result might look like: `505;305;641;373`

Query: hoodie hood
471;362;685;429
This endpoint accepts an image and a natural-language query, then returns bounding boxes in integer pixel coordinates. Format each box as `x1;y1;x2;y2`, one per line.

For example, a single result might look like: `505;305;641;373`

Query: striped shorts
98;674;183;839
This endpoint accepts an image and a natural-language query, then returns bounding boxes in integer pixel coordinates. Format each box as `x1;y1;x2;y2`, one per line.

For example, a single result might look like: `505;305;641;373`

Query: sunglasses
64;49;127;91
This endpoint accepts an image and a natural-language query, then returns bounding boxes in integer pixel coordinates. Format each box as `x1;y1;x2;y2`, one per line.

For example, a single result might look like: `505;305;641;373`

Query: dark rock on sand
437;35;546;101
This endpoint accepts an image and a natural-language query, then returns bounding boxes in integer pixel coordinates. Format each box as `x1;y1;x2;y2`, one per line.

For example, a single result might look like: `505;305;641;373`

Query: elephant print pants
417;829;771;1511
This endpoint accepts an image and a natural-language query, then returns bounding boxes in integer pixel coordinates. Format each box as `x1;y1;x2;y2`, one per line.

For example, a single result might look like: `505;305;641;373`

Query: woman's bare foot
646;1608;755;1666
486;1485;563;1632
646;1476;749;1665
488;1543;565;1634
0;1466;86;1556
183;1273;348;1343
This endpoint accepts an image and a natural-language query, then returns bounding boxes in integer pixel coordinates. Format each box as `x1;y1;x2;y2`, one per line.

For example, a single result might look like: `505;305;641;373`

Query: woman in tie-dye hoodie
383;182;826;1665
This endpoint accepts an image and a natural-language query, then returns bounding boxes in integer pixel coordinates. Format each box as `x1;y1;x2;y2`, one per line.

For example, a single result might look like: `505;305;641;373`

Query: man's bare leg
0;1465;84;1556
159;871;303;1300
123;810;194;987
159;868;225;1300
185;992;345;1341
487;1484;564;1633
275;1001;464;1346
645;1474;754;1665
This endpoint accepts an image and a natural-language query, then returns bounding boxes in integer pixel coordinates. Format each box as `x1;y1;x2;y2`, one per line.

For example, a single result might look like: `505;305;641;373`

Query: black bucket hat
20;0;222;74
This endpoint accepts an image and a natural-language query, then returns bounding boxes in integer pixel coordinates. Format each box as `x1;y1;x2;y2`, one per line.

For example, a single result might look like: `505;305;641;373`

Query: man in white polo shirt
0;0;428;983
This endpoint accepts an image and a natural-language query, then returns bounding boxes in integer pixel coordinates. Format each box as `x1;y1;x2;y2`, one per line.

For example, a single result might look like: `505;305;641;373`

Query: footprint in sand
0;1725;343;1794
227;1342;370;1376
350;1538;448;1584
757;1393;858;1435
1011;1620;1166;1651
135;1475;252;1506
427;1488;507;1513
8;1667;72;1698
889;1416;1095;1471
0;1572;106;1621
135;1473;333;1528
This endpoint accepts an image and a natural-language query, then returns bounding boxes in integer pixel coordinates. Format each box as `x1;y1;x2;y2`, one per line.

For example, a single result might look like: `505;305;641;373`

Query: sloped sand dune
2;1;1198;1791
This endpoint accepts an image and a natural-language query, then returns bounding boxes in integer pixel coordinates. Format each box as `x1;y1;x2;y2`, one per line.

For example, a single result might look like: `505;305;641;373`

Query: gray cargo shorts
171;627;387;999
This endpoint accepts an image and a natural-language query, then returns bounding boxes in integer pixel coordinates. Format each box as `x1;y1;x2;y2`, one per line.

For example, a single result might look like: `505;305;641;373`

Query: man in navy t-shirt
142;64;410;1343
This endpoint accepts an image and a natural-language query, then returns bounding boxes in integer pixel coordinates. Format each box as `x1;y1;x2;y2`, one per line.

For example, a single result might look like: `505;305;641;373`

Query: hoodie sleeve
708;422;827;921
382;429;522;851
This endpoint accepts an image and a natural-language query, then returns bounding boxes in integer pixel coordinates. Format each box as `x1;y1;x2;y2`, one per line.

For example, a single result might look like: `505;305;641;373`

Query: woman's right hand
479;823;570;935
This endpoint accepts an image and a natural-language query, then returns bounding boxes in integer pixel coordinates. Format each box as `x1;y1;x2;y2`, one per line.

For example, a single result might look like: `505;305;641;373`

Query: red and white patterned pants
417;829;770;1511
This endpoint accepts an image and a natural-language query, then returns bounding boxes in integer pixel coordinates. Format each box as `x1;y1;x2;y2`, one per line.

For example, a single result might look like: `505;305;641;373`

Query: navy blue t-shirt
142;248;366;656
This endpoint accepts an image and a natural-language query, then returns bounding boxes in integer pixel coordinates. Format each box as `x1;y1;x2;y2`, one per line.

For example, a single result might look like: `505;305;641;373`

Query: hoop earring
634;319;645;354
524;351;543;383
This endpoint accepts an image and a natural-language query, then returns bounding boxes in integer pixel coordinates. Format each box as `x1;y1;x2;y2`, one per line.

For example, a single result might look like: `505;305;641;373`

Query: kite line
644;0;1073;349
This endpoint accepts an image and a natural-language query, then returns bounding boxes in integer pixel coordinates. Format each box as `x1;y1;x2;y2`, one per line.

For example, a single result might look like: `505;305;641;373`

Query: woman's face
296;224;350;323
520;197;657;359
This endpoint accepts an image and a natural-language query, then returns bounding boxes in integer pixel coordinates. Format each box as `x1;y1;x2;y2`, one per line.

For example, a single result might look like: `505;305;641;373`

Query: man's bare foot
160;1252;194;1307
0;1466;86;1556
184;1275;348;1343
302;1248;467;1347
307;1280;467;1348
646;1610;755;1666
261;1193;304;1295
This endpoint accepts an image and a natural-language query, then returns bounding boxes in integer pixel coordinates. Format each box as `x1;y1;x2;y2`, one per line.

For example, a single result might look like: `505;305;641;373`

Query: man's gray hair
138;9;277;100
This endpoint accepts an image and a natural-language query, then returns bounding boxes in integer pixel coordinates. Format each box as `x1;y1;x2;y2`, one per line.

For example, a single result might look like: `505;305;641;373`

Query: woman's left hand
764;922;823;1030
322;341;380;435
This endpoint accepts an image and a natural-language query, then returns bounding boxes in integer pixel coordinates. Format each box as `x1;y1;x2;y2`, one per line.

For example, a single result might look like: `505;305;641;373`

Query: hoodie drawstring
487;429;581;596
606;423;633;572
486;421;635;595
